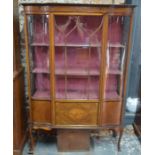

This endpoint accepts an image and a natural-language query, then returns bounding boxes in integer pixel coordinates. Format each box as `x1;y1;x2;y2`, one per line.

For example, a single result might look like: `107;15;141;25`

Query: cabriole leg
28;125;34;154
117;128;123;152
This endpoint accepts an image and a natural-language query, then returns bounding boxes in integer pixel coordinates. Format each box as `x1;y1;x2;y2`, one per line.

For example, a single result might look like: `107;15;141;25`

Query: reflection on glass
31;46;50;73
104;16;130;100
105;74;121;100
106;46;125;74
27;15;50;100
28;15;49;44
55;76;99;100
55;47;100;76
32;74;50;100
54;16;103;46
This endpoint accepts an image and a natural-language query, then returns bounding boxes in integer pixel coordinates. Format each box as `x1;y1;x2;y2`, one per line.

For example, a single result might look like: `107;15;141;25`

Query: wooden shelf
108;43;125;48
55;68;99;76
55;43;101;48
30;43;49;46
32;90;51;100
107;70;122;75
56;90;99;100
104;91;120;100
32;68;50;74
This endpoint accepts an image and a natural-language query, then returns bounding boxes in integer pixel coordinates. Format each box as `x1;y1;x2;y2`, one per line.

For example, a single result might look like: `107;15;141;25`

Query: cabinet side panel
101;101;122;125
13;69;26;150
32;101;51;123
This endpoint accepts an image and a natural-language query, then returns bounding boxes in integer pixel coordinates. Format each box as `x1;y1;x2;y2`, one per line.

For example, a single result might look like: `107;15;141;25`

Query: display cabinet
23;4;134;153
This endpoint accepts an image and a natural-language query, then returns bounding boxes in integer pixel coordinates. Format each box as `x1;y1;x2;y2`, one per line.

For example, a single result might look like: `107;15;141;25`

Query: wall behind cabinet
124;0;141;125
126;0;141;98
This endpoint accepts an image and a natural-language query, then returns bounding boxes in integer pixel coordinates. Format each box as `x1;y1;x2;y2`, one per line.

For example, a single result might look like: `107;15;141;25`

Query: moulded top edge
20;3;136;8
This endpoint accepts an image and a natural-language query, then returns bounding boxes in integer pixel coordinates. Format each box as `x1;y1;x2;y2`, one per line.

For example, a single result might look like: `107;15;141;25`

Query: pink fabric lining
32;15;49;44
105;91;119;100
30;15;124;100
34;74;50;91
55;47;100;75
104;16;124;99
54;16;102;45
55;77;99;99
108;47;122;70
32;74;50;99
33;46;49;72
108;16;123;44
105;74;119;99
32;90;50;99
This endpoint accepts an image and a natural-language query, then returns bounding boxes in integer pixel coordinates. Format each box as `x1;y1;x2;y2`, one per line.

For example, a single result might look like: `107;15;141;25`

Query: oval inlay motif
69;108;87;120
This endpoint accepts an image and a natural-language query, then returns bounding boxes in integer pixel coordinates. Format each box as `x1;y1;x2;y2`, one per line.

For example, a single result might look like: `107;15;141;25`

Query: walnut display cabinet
23;4;135;153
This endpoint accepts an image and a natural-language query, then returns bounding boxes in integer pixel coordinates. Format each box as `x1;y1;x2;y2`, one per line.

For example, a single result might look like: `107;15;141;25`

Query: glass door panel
27;15;51;100
27;15;49;44
32;74;50;99
55;76;66;99
55;76;99;100
54;15;103;100
104;15;130;100
105;74;121;100
89;77;100;99
54;16;102;46
67;47;89;76
32;46;50;73
67;77;88;100
55;47;65;75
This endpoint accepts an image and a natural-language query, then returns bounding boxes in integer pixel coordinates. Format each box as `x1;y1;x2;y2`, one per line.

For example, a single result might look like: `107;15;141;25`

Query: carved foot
117;128;123;152
28;127;35;154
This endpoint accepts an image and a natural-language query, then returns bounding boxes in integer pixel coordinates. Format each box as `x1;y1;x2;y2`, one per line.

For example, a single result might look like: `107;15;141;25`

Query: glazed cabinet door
102;15;131;125
27;15;51;100
54;15;103;101
103;15;131;101
53;14;104;125
26;14;52;124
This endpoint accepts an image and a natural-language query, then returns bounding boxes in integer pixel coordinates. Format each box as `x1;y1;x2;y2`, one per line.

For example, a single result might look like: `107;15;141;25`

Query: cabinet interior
27;14;130;101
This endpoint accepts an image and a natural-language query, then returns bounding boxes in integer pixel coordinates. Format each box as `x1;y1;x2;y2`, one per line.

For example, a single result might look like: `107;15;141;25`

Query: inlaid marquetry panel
55;102;98;125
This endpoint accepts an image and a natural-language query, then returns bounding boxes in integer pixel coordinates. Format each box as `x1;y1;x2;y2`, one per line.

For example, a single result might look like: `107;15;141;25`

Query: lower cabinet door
55;102;98;125
31;100;51;123
101;101;122;125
